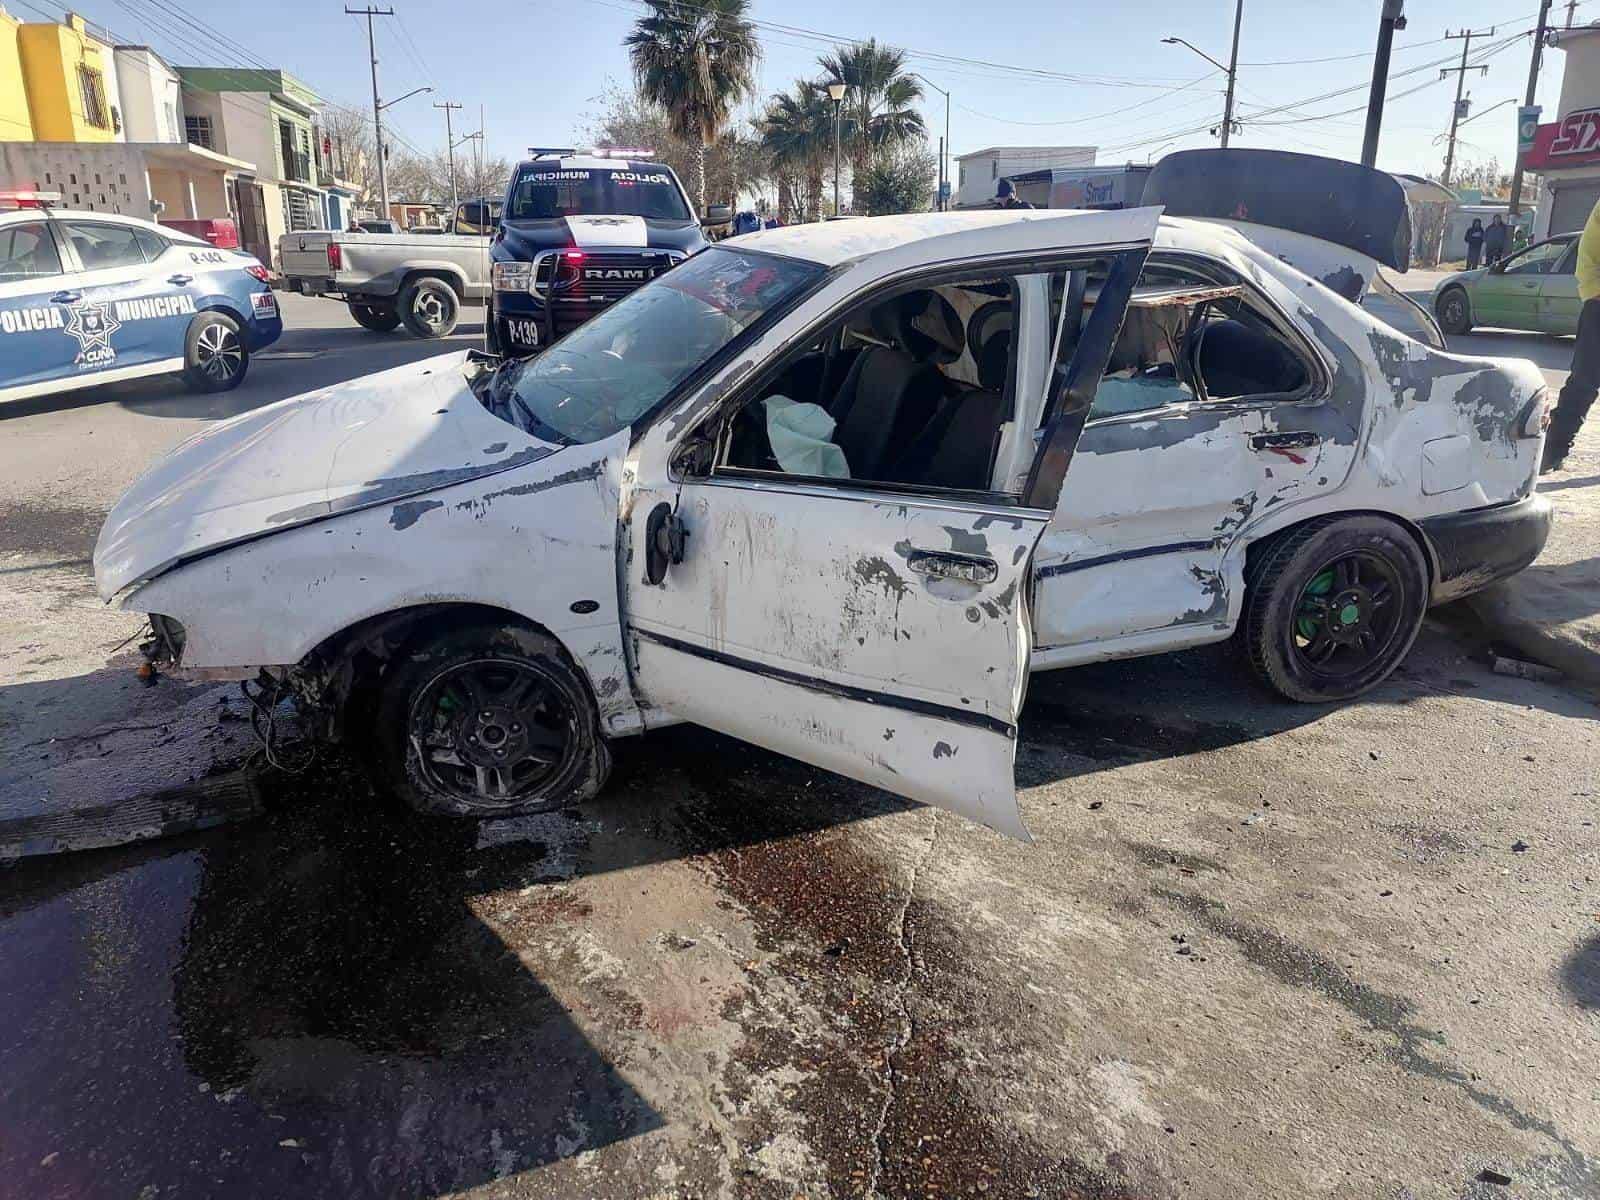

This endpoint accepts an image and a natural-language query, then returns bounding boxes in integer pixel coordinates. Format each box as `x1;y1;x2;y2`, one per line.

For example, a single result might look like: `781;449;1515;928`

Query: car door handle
50;290;81;304
1250;431;1321;463
167;273;193;285
1250;431;1321;451
906;549;998;585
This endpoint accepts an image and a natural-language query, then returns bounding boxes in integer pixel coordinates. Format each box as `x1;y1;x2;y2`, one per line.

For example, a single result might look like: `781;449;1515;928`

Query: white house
953;146;1096;209
114;44;181;142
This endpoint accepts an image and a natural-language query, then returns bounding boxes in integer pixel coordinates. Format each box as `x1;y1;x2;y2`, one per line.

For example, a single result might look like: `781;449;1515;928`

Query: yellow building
11;11;118;143
0;7;34;141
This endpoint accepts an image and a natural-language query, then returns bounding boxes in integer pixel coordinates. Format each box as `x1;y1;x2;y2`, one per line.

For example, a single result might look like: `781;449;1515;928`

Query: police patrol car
0;192;281;404
487;148;727;355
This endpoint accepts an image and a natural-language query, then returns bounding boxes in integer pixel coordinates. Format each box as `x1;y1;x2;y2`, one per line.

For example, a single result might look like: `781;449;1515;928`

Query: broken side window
714;271;1043;495
1044;259;1313;424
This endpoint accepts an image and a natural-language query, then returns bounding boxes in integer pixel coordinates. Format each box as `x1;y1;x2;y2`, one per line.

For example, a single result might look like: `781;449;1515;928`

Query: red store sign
1521;107;1600;170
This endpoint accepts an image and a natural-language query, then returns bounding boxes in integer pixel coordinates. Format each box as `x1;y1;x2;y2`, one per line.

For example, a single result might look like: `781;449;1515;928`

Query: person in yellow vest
1546;197;1600;472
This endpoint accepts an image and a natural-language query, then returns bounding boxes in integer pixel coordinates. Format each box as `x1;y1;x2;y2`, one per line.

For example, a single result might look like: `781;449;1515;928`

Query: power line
586;0;1197;90
952;71;1222;128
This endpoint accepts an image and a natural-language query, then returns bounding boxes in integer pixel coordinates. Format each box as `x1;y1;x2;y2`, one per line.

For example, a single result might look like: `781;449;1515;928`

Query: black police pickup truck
488;149;727;355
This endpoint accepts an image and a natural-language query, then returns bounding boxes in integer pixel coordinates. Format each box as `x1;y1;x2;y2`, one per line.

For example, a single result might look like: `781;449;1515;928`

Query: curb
1467;581;1600;689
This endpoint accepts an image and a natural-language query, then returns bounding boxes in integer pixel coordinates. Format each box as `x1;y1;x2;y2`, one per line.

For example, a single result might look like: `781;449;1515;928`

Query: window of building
185;114;213;149
164;102;178;142
278;118;311;182
77;66;109;129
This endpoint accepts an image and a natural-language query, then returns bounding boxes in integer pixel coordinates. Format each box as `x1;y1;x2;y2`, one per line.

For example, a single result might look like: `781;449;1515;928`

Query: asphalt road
1;292;1597;1200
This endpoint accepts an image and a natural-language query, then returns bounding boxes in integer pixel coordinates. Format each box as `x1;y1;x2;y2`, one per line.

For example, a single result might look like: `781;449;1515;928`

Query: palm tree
759;80;838;221
818;39;926;178
626;0;761;212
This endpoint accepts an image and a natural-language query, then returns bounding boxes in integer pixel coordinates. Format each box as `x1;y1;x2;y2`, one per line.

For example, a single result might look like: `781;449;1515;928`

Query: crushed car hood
94;352;561;598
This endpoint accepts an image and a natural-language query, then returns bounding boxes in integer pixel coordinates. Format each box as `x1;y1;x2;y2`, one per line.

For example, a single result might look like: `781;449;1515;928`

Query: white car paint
95;208;1550;838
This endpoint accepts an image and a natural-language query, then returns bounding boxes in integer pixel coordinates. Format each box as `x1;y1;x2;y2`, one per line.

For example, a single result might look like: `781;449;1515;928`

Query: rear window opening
505;168;691;222
1050;259;1316;424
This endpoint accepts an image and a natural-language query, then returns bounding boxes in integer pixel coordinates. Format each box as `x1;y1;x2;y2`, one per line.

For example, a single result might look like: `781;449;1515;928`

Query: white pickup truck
276;227;491;338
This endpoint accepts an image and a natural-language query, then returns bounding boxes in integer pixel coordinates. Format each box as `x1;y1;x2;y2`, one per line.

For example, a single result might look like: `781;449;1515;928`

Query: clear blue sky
24;0;1589;179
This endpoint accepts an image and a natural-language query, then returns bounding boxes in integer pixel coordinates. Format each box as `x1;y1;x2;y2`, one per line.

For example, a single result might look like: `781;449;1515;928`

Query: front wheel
1436;287;1473;335
1241;516;1430;703
372;622;610;817
182;311;249;392
399;276;459;338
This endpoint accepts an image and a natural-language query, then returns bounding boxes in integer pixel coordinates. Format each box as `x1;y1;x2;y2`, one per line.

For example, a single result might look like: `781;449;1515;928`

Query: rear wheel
373;622;610;817
399;276;459;338
1436;286;1473;335
182;311;249;393
1242;516;1429;703
348;300;401;332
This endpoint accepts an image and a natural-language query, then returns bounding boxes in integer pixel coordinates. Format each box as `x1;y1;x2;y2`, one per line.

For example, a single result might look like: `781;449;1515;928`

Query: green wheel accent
1297;569;1336;638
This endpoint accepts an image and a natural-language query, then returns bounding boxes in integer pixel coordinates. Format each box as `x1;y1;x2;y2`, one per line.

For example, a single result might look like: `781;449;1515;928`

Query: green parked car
1432;232;1581;336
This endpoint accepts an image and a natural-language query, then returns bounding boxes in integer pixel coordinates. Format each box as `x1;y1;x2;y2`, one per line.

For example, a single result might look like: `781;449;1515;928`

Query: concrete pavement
1;292;1598;1199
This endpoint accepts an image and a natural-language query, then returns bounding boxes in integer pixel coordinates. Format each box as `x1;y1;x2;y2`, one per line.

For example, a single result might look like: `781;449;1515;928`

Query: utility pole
1508;0;1554;216
827;81;846;215
1361;0;1407;168
1160;5;1244;150
346;6;397;219
910;74;951;210
1220;0;1243;149
434;99;463;218
1440;27;1494;188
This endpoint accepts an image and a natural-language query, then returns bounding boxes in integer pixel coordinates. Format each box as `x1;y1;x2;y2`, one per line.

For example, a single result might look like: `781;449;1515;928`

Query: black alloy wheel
412;657;574;804
1242;515;1430;703
373;623;610;817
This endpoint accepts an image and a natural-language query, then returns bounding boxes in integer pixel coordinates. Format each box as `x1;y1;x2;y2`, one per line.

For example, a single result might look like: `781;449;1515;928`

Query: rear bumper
1420;493;1552;603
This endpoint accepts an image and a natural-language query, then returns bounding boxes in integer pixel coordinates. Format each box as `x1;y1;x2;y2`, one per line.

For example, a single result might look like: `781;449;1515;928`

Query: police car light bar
527;146;578;159
0;189;62;209
592;147;655;159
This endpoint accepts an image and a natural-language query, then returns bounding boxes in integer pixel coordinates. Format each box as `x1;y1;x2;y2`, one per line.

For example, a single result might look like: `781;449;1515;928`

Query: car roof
723;208;1179;269
515;156;666;174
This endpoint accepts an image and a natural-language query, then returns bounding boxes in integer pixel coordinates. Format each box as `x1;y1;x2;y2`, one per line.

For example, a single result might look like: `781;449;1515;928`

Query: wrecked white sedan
94;204;1551;838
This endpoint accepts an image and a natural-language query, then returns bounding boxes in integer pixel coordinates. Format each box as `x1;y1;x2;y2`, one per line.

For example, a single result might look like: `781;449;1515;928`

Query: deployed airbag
764;395;850;478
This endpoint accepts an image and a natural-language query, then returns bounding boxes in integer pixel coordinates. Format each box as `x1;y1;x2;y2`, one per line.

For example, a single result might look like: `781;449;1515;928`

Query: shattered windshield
484;248;823;444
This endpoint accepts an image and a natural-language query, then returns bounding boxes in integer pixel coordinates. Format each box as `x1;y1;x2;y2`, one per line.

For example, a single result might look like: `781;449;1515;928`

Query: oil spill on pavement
0;755;665;1200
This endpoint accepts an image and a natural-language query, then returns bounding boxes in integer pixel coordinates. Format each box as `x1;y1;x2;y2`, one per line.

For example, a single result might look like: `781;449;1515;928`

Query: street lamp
1161;1;1244;149
827;80;847;217
908;72;951;211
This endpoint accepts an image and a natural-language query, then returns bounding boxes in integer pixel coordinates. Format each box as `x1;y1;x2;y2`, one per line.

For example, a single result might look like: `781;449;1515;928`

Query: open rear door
625;229;1152;839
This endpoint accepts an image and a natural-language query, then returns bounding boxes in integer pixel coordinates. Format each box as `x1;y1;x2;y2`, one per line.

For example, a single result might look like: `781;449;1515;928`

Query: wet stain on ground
0;499;107;560
0;756;663;1200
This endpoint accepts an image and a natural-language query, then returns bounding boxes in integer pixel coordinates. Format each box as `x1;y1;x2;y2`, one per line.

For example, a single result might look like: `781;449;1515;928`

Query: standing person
1545;197;1600;472
995;178;1033;210
1464;218;1485;270
1484;214;1510;266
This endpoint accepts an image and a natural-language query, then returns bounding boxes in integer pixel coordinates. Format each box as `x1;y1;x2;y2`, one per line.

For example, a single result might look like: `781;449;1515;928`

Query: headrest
873;290;962;363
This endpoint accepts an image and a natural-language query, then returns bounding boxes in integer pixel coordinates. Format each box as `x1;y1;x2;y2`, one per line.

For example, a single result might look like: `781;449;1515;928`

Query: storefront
1529;24;1600;237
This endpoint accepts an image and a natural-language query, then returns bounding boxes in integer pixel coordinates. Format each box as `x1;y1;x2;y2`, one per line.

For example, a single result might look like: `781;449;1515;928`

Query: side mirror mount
702;203;732;227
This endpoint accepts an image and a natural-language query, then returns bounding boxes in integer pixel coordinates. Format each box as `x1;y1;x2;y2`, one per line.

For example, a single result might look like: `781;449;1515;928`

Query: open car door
624;216;1154;838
